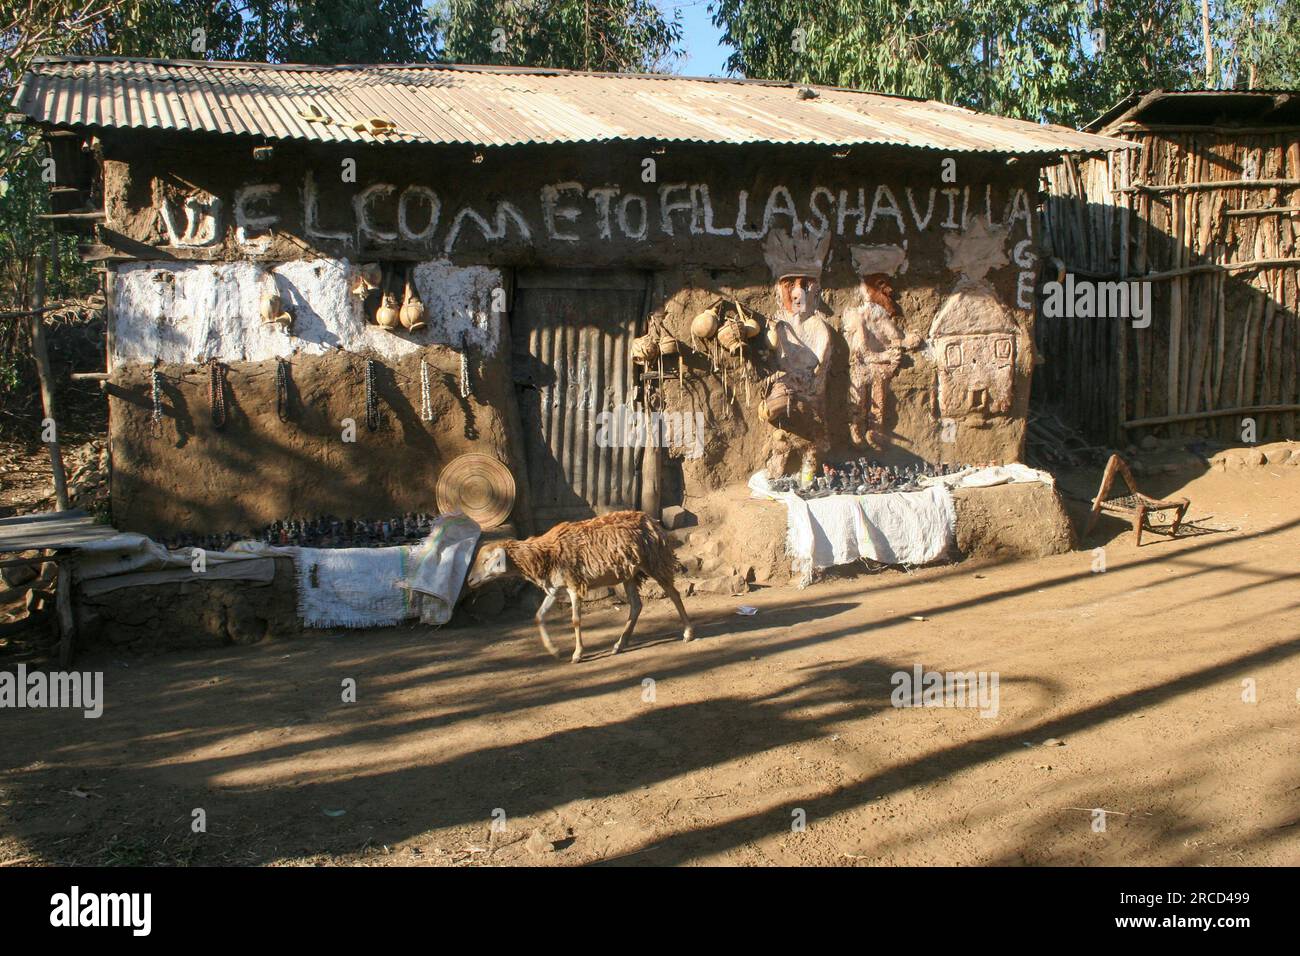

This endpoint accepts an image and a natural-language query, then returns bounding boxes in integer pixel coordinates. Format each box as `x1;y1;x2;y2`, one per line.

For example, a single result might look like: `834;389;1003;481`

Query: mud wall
99;132;1046;533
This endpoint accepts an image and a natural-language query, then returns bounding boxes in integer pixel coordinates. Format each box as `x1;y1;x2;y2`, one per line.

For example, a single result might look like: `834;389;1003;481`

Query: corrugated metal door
512;270;649;527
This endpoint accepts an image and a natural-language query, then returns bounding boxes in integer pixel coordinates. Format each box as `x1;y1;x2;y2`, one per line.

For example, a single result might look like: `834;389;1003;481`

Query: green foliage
432;0;683;72
711;0;1300;127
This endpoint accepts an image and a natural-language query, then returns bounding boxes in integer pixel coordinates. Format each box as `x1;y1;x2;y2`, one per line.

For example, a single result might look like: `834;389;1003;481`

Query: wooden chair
1085;454;1190;547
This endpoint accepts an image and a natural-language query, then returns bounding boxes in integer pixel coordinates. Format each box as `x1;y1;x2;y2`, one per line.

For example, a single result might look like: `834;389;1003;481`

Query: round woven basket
435;453;516;529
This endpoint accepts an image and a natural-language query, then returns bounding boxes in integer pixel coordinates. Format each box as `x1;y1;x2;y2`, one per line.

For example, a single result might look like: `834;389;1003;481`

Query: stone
660;505;696;530
0;565;38;588
698;555;724;575
526;829;555;855
466;586;506;619
694;574;748;596
1140;435;1160;451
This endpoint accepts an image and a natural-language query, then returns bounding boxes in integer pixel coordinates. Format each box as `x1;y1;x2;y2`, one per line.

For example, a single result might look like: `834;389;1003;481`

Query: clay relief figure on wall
844;243;922;449
760;228;833;479
928;218;1019;420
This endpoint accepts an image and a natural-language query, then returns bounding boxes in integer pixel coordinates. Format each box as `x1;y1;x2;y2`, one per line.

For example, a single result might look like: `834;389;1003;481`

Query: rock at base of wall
77;556;300;653
950;482;1076;562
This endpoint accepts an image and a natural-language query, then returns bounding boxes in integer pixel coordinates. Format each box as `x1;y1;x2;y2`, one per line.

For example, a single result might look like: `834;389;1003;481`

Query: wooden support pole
1121;178;1300;194
1121;403;1300;429
29;249;70;511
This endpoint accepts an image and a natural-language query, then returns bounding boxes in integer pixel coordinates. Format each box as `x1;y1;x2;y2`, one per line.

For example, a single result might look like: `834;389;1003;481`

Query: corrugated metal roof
1087;88;1300;132
14;56;1131;155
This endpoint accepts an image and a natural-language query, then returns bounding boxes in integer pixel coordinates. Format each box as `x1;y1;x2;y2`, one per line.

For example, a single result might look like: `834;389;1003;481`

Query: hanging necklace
419;357;433;422
459;340;471;400
149;368;164;438
364;358;380;431
276;358;291;422
208;358;227;429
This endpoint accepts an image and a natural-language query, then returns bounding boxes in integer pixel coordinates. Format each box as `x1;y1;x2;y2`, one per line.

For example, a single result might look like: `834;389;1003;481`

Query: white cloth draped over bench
750;464;1053;580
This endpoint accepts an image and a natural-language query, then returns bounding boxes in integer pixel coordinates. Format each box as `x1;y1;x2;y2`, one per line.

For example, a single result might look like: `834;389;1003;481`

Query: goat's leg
535;587;561;659
567;587;585;663
656;577;694;642
612;580;642;655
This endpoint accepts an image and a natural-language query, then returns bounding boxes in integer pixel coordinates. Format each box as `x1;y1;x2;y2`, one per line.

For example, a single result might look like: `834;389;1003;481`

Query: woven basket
435;453;516;529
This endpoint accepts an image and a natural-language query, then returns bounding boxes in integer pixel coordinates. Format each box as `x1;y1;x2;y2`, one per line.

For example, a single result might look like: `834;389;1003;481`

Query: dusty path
1;467;1298;866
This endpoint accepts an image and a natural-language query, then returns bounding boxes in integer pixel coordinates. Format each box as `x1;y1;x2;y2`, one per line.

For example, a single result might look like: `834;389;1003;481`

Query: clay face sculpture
929;219;1018;419
778;275;820;320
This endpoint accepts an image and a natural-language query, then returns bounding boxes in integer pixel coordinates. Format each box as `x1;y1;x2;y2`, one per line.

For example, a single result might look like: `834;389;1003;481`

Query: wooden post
29;249;70;511
56;561;75;668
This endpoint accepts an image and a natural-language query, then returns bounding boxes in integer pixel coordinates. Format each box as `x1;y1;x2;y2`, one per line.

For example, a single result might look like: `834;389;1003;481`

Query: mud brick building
15;57;1124;537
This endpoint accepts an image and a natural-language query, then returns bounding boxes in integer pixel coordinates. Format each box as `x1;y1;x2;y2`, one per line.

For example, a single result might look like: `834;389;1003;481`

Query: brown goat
466;511;694;663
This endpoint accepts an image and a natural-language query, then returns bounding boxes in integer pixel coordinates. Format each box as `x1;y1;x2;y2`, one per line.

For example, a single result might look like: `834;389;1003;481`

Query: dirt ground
1;464;1298;867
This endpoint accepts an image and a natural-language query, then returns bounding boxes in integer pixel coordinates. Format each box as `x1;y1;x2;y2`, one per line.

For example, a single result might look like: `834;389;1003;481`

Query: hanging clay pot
632;333;660;365
658;332;679;355
762;375;793;425
690;308;719;340
260;293;282;324
259;292;293;330
717;319;744;354
764;323;780;350
400;282;427;331
375;292;401;330
741;314;762;339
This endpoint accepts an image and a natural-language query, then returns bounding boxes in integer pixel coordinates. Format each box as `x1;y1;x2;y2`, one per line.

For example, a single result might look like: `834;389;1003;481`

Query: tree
710;0;1299;127
432;0;684;72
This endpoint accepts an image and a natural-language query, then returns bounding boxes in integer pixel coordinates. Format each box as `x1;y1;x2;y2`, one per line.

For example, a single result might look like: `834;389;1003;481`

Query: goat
466;510;694;663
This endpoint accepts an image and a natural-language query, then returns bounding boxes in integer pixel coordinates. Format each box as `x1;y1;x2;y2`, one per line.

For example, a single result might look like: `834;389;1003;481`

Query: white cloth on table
782;484;957;575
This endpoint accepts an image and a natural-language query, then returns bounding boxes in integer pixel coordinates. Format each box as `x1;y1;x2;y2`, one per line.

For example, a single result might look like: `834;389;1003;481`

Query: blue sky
672;0;734;77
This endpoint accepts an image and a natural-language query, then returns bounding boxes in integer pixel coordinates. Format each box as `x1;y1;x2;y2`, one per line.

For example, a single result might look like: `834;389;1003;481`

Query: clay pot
658;332;679;355
375;293;401;330
741;313;762;339
691;308;719;340
400;287;427;331
260;293;282;324
717;319;744;354
760;374;793;424
764;324;780;350
632;333;660;365
259;292;292;330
